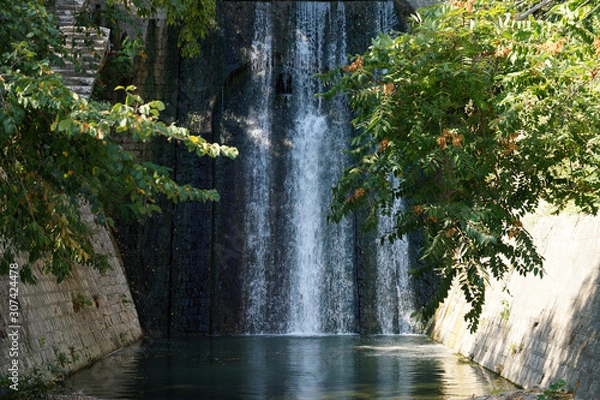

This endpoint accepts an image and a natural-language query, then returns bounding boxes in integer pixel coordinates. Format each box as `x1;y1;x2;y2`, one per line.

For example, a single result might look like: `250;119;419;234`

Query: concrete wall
429;211;600;399
0;209;143;379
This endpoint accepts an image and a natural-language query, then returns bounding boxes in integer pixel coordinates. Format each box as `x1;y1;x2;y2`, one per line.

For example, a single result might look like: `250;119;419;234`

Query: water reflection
66;336;515;399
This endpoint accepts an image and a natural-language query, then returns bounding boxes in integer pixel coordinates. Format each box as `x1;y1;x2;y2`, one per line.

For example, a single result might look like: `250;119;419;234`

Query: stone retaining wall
0;209;143;380
0;0;142;384
429;212;600;399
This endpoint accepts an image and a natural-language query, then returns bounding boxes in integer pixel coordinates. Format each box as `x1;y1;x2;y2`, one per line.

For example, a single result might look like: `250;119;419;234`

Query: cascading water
373;2;417;335
376;194;416;334
286;2;355;334
240;3;274;334
237;1;412;335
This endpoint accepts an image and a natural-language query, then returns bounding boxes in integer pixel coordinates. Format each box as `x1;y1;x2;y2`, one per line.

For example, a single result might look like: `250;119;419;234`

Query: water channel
67;2;517;398
66;335;516;399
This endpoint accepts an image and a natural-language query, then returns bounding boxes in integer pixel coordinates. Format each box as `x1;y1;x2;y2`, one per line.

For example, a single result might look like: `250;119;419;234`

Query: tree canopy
0;0;236;284
322;0;600;331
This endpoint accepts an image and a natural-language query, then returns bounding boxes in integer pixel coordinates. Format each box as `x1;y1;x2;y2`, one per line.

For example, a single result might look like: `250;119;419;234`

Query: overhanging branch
516;0;556;20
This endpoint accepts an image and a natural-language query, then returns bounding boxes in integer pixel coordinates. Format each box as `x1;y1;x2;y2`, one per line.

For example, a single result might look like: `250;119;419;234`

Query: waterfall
376;195;416;334
241;3;274;334
373;2;417;334
287;2;354;334
235;1;412;335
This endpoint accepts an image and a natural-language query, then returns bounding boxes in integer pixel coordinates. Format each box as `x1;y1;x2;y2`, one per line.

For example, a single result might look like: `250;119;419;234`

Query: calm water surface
66;335;515;399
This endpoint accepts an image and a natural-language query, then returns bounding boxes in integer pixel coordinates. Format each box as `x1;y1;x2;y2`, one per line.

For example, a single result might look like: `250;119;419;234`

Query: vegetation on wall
112;0;216;57
322;0;600;331
0;0;237;283
85;0;210;99
83;2;147;102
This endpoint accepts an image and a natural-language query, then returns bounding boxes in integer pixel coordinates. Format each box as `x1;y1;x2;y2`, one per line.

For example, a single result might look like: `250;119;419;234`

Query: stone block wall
0;209;143;379
429;212;600;399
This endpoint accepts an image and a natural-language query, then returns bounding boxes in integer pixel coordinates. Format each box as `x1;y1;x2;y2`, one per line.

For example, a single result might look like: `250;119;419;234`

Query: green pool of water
66;335;516;399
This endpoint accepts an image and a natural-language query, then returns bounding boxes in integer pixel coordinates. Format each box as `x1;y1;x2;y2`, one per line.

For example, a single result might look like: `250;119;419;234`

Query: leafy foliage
322;0;600;331
0;0;237;283
537;379;576;399
0;367;62;399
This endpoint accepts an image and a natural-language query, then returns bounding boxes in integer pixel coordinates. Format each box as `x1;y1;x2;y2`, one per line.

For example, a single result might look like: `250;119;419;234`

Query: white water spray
239;1;413;335
241;3;274;333
373;2;416;334
287;2;355;334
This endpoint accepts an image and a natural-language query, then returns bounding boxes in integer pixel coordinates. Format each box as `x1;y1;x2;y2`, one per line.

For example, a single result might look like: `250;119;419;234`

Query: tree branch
516;0;556;20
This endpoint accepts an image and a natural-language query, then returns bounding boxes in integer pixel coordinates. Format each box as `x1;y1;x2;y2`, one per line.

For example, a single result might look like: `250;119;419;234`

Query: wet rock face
115;3;264;337
194;2;407;335
119;2;436;337
176;3;258;335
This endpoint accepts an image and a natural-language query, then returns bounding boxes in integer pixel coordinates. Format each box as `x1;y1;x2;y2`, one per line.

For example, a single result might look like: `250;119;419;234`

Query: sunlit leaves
322;0;600;331
0;0;237;284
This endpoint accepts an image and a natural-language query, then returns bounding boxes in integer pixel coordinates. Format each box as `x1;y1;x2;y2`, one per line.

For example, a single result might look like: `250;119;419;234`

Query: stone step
47;0;110;100
63;75;96;86
64;34;108;46
54;67;98;78
54;0;86;10
61;26;110;41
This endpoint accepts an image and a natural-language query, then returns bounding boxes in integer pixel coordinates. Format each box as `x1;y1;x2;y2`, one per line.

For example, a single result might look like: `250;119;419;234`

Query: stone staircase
51;0;110;99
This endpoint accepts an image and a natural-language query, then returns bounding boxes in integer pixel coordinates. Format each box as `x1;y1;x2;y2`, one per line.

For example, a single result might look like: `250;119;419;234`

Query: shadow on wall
562;264;600;397
0;206;143;377
429;214;600;400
